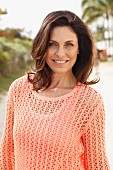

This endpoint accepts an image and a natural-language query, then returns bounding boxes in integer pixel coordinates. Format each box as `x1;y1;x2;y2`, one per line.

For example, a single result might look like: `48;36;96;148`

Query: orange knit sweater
0;75;110;170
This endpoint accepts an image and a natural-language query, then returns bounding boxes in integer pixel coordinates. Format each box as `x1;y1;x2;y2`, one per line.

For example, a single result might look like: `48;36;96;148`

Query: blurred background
0;0;113;169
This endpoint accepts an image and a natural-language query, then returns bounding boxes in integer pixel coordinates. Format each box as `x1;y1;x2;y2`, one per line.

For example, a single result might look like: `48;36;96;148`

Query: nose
56;46;65;58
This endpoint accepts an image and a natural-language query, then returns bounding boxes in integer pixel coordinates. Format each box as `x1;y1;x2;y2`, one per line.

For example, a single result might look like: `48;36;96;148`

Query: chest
13;89;91;146
38;87;74;98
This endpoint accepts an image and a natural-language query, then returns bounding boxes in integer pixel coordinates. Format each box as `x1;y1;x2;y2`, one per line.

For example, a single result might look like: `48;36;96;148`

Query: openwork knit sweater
0;75;110;170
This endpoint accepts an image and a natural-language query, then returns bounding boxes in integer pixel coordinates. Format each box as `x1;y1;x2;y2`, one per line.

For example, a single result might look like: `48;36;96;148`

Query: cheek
69;51;78;65
71;57;77;66
45;52;53;65
45;50;54;60
69;50;78;60
47;47;56;54
45;51;51;62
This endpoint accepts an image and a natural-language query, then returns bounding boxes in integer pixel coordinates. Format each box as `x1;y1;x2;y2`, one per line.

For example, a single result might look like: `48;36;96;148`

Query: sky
0;0;83;38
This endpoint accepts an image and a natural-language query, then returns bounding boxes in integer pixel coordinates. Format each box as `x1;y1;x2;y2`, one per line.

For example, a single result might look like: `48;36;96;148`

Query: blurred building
96;40;113;61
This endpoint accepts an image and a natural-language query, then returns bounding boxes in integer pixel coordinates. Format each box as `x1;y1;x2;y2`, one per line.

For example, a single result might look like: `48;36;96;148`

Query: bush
0;37;32;76
0;51;10;76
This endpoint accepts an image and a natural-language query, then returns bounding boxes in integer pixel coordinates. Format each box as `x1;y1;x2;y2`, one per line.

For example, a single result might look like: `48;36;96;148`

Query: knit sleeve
82;96;110;170
0;83;15;170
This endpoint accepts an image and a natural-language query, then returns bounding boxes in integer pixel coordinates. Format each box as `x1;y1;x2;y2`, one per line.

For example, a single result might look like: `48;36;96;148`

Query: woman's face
45;26;79;74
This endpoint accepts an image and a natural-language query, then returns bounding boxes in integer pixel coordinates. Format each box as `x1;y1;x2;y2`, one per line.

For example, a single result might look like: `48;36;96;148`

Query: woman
0;10;110;169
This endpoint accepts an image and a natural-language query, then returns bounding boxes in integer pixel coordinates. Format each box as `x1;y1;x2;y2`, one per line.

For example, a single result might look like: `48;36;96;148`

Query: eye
48;42;57;47
65;43;74;47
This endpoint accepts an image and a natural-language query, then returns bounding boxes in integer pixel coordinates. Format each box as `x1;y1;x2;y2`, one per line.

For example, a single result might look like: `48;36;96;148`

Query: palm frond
85;14;103;24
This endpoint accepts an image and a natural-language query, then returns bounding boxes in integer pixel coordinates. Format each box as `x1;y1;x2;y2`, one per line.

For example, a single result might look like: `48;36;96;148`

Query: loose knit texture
0;75;110;170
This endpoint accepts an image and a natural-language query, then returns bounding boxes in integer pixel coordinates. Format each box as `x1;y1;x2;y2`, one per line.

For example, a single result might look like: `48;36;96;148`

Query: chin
53;69;71;74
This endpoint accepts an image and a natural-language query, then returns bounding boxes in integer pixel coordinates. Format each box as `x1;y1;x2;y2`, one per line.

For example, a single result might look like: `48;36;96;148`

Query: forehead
50;26;78;41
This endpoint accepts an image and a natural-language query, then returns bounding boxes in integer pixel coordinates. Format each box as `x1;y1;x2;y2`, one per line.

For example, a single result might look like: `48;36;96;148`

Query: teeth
54;60;67;63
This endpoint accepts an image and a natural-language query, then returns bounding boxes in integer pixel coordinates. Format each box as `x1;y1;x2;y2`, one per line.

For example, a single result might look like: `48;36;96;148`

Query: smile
53;60;68;64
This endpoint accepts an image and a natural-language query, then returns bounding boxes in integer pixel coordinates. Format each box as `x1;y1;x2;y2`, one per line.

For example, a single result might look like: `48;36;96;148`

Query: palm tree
81;0;113;57
82;0;113;23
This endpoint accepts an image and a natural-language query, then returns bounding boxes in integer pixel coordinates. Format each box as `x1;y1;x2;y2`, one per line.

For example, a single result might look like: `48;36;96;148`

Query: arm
0;84;15;170
82;97;110;170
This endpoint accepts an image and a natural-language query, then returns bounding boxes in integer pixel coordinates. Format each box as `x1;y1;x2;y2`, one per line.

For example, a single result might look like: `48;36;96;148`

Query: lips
52;60;69;64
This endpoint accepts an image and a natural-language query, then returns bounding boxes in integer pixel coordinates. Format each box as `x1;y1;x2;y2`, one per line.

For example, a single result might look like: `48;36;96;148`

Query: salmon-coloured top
0;75;110;170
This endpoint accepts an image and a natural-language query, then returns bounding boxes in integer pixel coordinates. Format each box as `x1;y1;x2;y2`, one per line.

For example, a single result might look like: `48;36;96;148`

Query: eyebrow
49;40;76;43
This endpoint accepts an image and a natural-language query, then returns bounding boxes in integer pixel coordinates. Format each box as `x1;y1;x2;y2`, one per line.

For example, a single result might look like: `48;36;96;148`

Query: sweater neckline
31;82;83;101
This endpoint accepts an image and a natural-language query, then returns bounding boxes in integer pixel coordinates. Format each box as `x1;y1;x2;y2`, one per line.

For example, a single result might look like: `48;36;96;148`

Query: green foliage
0;31;33;92
0;51;9;76
93;26;105;41
0;27;33;92
0;36;32;76
81;0;113;49
82;0;113;23
0;65;31;93
0;28;30;39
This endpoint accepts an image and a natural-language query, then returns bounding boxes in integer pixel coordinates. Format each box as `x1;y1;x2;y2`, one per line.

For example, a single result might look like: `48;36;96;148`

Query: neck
49;72;76;89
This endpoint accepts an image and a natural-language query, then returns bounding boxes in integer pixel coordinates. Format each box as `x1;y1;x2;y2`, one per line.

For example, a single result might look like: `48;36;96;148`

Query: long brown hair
28;10;99;92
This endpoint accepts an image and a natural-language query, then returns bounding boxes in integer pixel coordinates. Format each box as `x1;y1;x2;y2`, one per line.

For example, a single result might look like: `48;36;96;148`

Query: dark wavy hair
28;10;99;91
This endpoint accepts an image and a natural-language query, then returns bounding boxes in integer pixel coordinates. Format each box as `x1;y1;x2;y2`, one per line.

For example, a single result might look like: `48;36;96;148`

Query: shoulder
82;83;103;102
87;85;103;102
77;83;104;107
8;74;30;94
10;74;28;87
84;85;105;114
